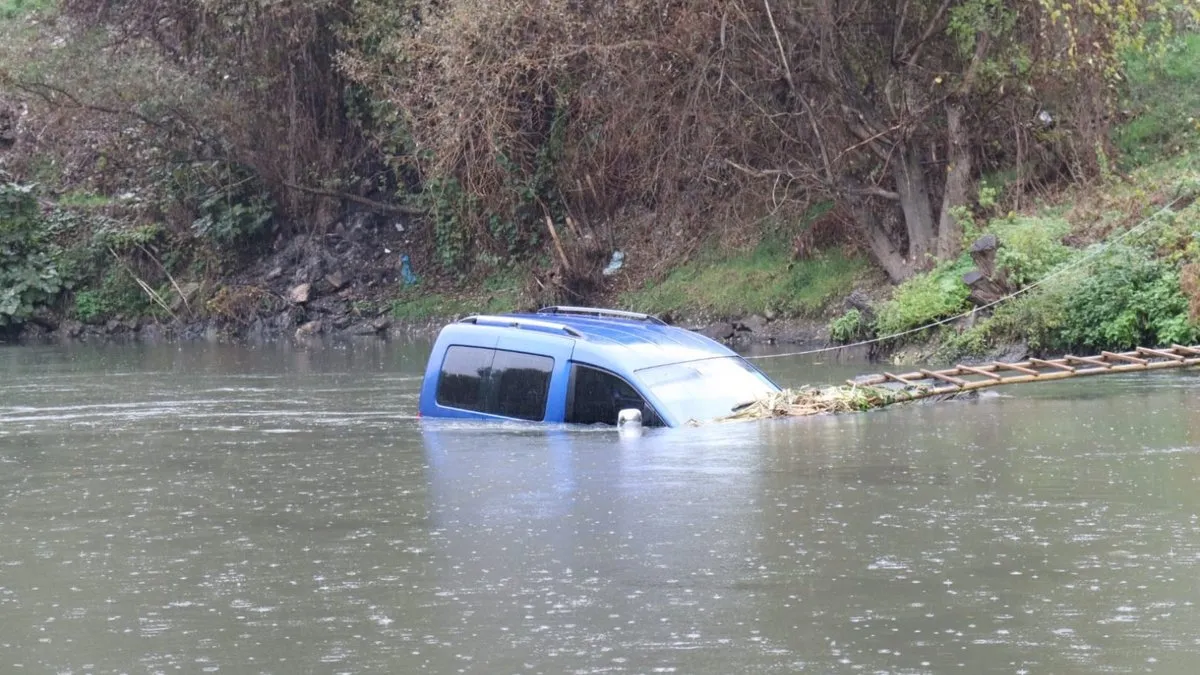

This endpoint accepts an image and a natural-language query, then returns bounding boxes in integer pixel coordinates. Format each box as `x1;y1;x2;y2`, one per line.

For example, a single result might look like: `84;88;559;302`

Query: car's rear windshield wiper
731;399;757;413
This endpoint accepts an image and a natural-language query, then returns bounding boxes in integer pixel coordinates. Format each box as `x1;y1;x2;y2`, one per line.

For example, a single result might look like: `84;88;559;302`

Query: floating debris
716;384;927;422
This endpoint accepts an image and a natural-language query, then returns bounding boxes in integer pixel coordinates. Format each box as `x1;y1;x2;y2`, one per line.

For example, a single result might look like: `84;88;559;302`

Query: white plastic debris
602;251;625;277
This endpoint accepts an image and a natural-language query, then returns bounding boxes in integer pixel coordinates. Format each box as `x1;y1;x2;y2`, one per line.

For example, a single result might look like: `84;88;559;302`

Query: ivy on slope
0;182;62;328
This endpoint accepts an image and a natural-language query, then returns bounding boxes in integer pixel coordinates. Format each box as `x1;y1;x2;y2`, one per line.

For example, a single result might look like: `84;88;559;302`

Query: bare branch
892;0;911;63
762;0;795;93
899;0;955;65
957;31;992;95
9;77;173;133
845;185;901;201
282;182;424;215
800;94;836;186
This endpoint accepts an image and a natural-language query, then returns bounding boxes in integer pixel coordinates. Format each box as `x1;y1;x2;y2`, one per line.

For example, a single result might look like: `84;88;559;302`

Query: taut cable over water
722;344;1200;421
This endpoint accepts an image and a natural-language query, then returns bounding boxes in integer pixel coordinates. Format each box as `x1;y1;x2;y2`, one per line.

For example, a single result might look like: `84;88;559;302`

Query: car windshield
636;357;779;423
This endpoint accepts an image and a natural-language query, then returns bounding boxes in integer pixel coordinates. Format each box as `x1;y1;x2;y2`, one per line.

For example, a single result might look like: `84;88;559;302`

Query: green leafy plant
0;182;63;328
934;322;993;361
829;308;871;344
189;182;274;250
73;289;108;323
94;221;165;252
155;159;274;250
873;260;973;337
989;214;1072;288
1055;245;1199;350
419;176;473;271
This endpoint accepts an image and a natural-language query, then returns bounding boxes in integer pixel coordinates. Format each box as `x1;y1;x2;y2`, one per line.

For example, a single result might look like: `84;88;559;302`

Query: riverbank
6;141;1199;358
3;16;1199;358
7;151;1199;360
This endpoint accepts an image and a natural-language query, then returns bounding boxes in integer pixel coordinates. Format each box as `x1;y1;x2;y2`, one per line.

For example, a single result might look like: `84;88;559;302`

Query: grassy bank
387;271;523;322
380;236;872;325
619;238;870;321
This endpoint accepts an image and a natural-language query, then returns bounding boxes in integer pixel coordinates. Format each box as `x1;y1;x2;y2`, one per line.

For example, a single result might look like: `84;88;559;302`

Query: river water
1;341;1199;674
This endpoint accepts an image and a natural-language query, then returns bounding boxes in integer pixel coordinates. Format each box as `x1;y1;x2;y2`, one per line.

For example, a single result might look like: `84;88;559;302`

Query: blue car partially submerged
418;306;781;427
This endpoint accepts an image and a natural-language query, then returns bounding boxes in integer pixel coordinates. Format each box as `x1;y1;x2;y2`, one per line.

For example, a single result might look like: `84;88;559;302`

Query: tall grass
0;0;53;20
1115;31;1200;167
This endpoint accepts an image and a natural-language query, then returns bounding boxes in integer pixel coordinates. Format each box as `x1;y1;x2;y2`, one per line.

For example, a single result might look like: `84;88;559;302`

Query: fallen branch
282;182;425;215
136;243;192;317
108;248;178;322
543;215;572;273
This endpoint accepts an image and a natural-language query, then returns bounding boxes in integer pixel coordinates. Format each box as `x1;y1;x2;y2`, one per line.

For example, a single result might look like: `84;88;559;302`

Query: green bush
0;182;63;327
1055;244;1199;350
70;264;163;324
829;308;871;344
73;290;107;323
935;322;993;362
989;214;1072;287
873;260;973;337
420;176;473;271
190;188;274;250
982;283;1068;353
160;161;274;251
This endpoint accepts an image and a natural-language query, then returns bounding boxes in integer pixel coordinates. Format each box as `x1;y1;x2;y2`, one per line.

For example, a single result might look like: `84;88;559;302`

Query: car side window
436;346;494;411
436;346;553;421
566;364;662;426
491;350;554;421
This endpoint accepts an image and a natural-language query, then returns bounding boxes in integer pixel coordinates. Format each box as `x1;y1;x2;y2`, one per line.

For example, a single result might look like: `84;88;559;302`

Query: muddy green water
1;342;1199;674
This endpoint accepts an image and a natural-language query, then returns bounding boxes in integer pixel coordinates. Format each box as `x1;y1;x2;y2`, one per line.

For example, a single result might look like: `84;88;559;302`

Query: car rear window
436;346;554;421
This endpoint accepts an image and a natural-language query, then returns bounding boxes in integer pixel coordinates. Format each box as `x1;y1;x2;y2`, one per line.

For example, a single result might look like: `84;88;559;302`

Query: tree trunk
892;143;936;267
850;202;913;283
937;102;971;260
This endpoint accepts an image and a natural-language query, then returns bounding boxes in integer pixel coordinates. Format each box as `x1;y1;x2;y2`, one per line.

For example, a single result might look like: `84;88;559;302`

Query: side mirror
624;403;643;425
617;408;643;437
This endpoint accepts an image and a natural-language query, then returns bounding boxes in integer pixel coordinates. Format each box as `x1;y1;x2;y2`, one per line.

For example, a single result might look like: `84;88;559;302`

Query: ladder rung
1102;351;1148;365
1066;355;1111;368
956;365;1002;380
1137;347;1186;361
920;369;967;387
993;362;1039;376
1030;358;1075;372
883;372;918;386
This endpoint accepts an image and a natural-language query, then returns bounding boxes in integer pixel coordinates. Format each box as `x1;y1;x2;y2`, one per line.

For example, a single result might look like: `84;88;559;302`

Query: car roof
448;306;739;371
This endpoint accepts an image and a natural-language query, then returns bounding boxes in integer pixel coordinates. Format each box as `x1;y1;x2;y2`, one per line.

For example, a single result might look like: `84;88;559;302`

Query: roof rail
459;315;584;338
536;306;667;325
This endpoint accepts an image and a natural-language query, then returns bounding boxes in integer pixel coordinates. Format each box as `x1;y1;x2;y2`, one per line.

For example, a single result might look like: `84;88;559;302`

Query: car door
564;363;667;427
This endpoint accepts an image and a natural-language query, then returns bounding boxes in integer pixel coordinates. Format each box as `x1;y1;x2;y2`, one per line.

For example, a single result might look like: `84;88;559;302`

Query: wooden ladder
848;344;1200;402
